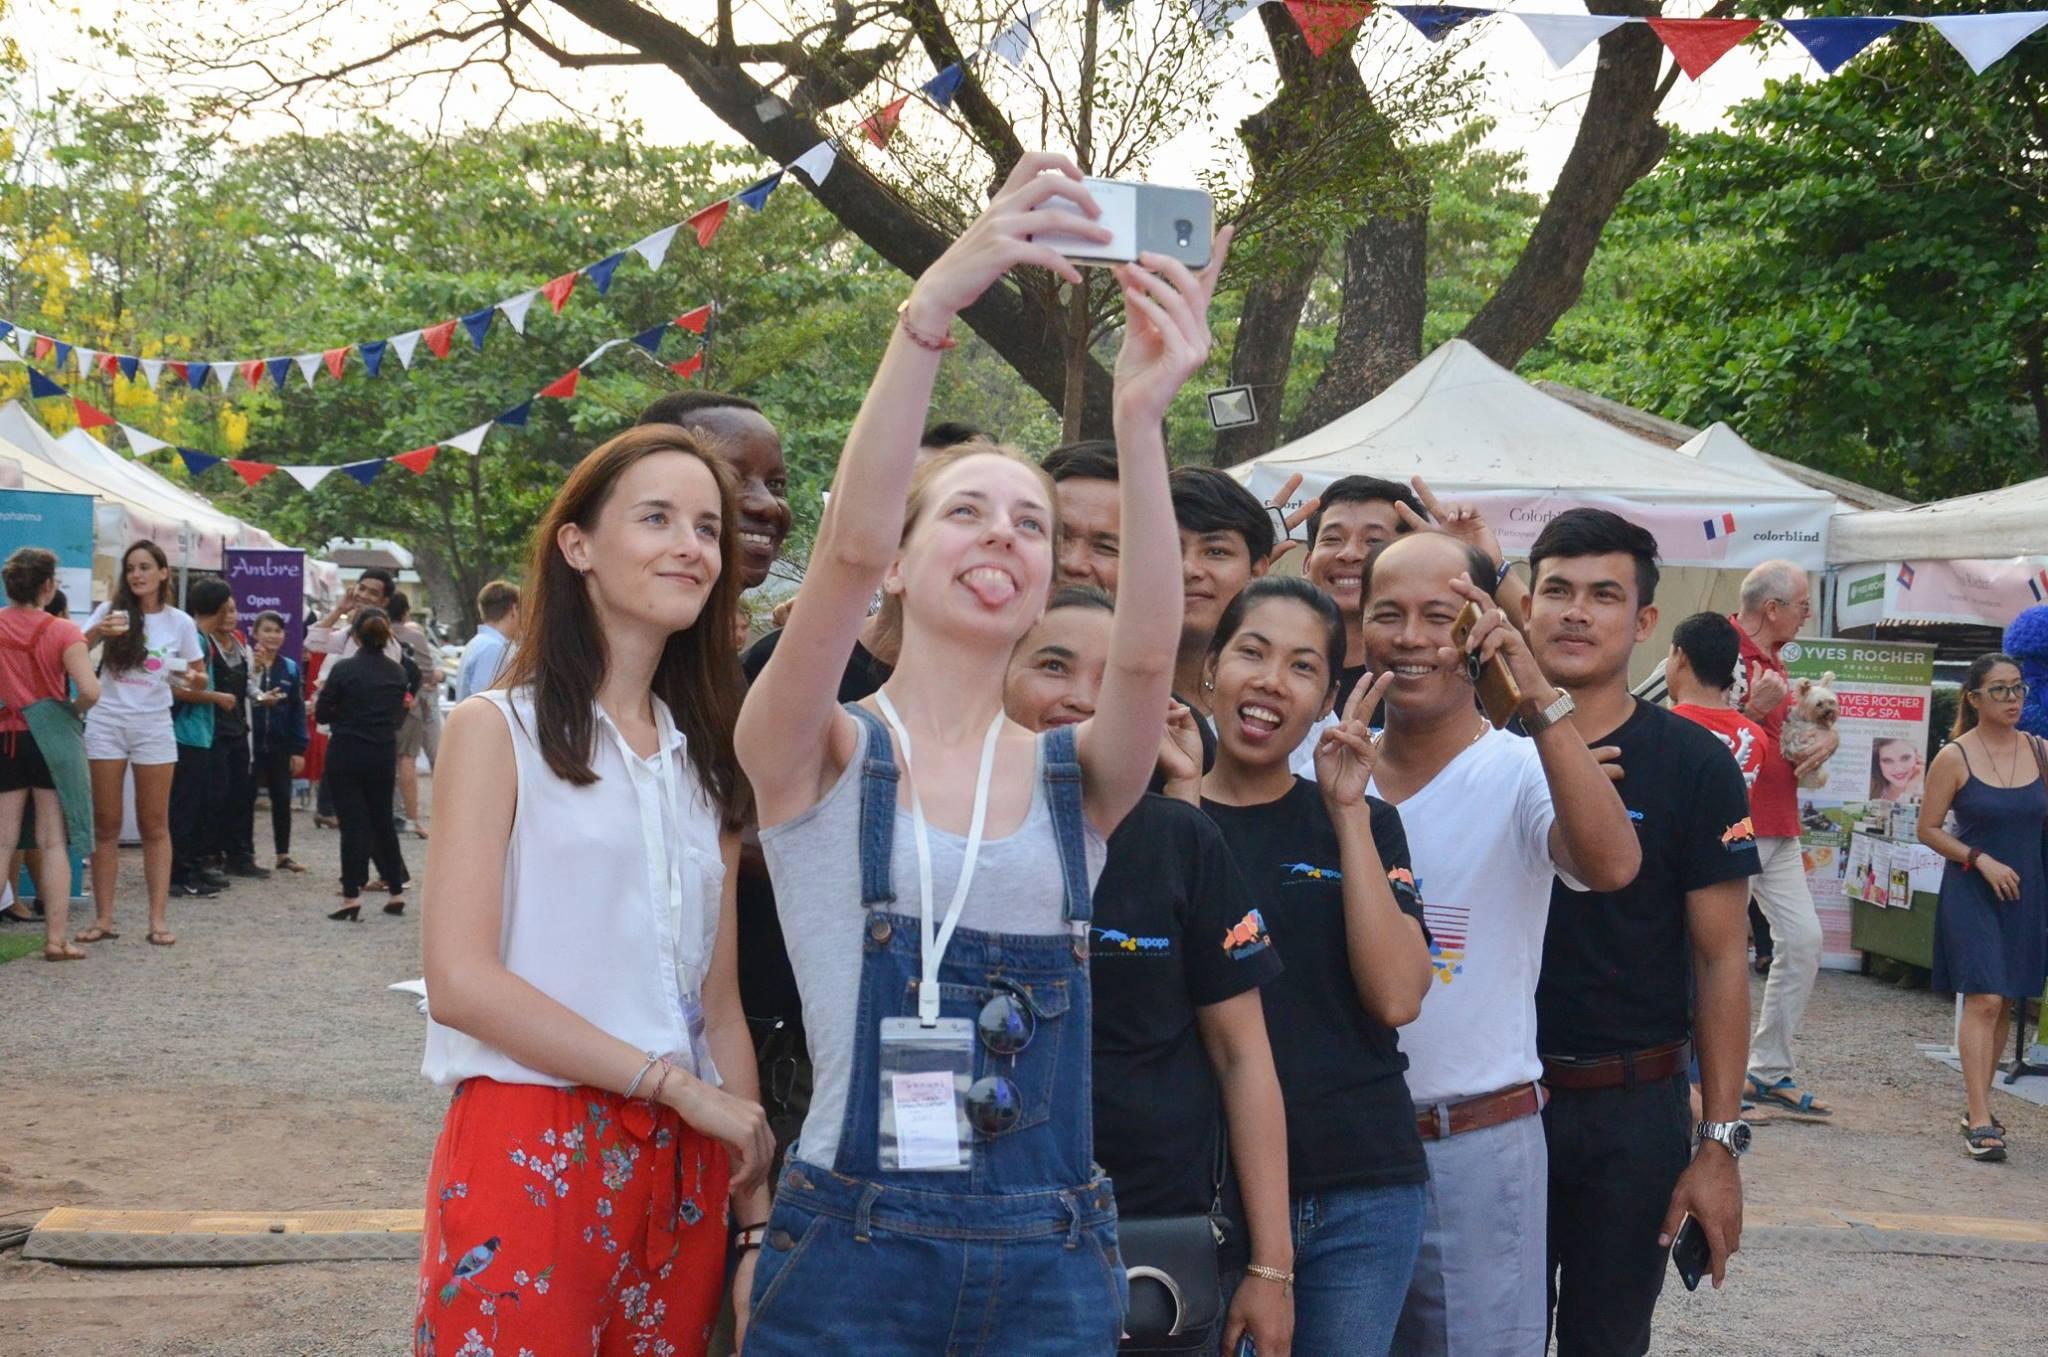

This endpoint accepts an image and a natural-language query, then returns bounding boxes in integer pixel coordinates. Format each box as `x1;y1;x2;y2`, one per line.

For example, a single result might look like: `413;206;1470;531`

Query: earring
1203;678;1215;691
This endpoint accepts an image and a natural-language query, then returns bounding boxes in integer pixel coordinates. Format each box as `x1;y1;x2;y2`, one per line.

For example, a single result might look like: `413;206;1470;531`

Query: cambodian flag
1897;563;1916;590
1701;511;1738;541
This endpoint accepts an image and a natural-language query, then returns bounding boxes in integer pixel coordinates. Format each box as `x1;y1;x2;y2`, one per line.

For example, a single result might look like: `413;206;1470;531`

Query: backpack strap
845;704;899;911
1041;724;1092;924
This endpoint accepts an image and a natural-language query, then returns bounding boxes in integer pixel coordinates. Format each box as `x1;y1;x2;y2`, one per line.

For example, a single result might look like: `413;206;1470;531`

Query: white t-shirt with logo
85;602;204;718
1367;726;1582;1107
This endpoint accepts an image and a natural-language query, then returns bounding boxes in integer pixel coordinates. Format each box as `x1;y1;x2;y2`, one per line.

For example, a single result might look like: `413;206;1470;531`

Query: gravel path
2;781;2043;1354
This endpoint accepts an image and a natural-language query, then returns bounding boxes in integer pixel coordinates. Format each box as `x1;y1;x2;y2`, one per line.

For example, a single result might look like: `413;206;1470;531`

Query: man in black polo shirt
1526;510;1758;1356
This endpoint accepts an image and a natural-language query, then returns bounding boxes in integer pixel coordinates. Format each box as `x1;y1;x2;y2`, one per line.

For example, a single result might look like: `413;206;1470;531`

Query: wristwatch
1696;1119;1752;1160
1522;687;1576;735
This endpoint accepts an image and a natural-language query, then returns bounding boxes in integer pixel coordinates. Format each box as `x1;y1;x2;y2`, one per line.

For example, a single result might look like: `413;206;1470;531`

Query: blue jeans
1288;1181;1426;1357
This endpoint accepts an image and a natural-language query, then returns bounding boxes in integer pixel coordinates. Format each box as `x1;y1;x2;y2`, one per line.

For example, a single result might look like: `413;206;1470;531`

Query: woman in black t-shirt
1198;576;1433;1357
313;608;419;921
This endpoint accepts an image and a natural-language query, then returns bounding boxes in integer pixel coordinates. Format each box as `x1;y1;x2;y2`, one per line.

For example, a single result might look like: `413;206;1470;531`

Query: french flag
1702;511;1738;541
2031;568;2048;603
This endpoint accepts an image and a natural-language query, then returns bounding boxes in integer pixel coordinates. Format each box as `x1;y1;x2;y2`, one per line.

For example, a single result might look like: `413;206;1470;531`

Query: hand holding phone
1031;177;1214;269
1451;600;1523;729
1669;1214;1711;1292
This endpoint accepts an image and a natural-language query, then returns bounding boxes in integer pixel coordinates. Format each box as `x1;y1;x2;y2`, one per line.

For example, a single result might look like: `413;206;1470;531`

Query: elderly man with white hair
1730;560;1838;1118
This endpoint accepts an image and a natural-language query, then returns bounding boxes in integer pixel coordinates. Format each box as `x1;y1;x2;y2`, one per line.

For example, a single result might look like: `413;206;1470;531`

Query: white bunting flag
0;339;20;364
1926;13;2048;73
756;94;787;123
119;423;171;456
1195;0;1260;38
76;347;97;375
295;353;323;387
1516;13;1633;68
989;6;1042;66
389;330;423;369
283;465;339;492
442;423;492;456
214;361;236;391
790;140;838;187
498;291;537;335
630;225;681;271
140;358;164;389
582;338;626;367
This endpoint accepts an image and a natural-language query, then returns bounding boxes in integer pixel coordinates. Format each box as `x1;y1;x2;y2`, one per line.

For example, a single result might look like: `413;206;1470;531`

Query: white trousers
1748;835;1822;1085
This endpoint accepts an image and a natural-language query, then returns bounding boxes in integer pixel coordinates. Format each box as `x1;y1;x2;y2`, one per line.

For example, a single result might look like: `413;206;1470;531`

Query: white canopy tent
57;427;279;551
0;413;198;560
1827;475;2048;634
1829;474;2048;567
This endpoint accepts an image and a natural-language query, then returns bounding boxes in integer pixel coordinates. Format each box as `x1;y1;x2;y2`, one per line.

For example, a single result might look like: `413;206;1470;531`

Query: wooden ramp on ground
22;1207;424;1266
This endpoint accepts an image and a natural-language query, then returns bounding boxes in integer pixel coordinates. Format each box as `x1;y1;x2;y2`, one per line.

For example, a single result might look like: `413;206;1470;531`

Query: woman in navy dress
1918;653;2048;1162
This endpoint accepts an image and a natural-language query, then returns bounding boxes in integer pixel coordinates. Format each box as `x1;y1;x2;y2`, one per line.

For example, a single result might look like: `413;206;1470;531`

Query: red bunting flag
670;350;704;379
99;351;120;376
33;336;53;361
537;368;582;399
688;200;730;249
167;361;189;384
421;319;459;360
227;459;279;487
324;346;350;380
1646;17;1762;79
239;358;266;389
73;397;117;430
1285;0;1373;57
675;304;713;334
391;445;440;475
541;270;579;314
861;95;910;148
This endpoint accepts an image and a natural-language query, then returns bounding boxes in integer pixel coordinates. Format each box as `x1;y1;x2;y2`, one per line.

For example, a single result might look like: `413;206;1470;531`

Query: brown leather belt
1414;1082;1543;1142
1539;1039;1691;1092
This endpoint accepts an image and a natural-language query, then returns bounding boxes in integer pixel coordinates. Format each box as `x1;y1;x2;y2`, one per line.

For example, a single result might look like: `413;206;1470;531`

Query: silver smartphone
1030;177;1213;269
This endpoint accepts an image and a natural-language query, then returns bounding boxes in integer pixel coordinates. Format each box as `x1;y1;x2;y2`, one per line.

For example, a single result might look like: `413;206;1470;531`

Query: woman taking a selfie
738;154;1228;1355
1918;653;2048;1163
413;425;771;1357
80;540;206;948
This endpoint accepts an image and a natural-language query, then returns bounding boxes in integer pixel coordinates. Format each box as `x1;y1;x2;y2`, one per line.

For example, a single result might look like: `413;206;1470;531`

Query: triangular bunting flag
921;63;965;108
140;358;164;389
541;271;579;314
1285;0;1373;57
239;358;266;389
442;423;491;456
119;423;171;456
166;360;189;385
213;360;236;391
390;331;423;369
359;339;388;377
580;339;625;367
1927;13;2048;74
177;448;222;476
53;342;70;369
267;356;294;391
736;173;782;212
584;253;626;294
27;367;65;399
537;368;582;399
688;200;730;249
1779;17;1904;74
1646;17;1762;80
340;458;386;486
790;140;838;187
421;320;458;360
0;339;24;364
392;446;439;475
498;290;538;334
228;459;278;487
73;397;116;430
631;225;680;271
989;6;1042;66
32;336;53;361
1196;0;1262;36
1514;12;1631;68
185;362;212;390
283;465;338;492
0;321;11;343
494;401;532;428
675;303;714;335
861;97;910;148
295;353;323;387
1393;6;1488;42
324;346;349;380
460;306;494;351
670;350;705;380
631;322;670;354
99;352;121;377
75;348;96;376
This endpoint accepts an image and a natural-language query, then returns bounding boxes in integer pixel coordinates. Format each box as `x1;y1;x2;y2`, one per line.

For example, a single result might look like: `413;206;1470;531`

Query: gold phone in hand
1452;601;1523;729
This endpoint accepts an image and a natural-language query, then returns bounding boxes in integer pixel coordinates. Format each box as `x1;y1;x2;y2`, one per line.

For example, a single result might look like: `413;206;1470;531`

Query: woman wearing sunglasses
736;153;1230;1354
1918;653;2048;1163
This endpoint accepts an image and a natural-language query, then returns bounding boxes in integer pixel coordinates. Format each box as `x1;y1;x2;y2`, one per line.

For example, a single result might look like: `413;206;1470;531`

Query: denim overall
745;707;1127;1355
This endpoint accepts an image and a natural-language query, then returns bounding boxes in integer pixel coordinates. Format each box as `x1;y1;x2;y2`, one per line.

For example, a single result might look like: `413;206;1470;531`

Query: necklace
1983;729;2023;787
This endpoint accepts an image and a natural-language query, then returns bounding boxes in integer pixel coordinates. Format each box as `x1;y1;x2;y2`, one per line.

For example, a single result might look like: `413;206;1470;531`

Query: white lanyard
875;690;1005;1026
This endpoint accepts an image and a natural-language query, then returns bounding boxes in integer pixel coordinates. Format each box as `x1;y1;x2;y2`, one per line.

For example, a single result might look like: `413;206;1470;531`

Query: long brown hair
1954;651;2021;738
496;425;749;826
103;539;171;672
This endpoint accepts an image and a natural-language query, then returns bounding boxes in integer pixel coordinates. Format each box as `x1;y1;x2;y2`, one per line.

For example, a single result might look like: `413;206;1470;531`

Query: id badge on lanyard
873;692;1005;1171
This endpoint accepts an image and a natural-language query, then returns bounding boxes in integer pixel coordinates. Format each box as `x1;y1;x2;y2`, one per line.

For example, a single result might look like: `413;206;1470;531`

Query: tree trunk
1293;202;1427;436
1212;254;1320;465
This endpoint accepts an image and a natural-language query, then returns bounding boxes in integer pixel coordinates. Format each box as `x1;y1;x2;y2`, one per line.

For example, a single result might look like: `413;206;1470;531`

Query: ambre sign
225;548;306;663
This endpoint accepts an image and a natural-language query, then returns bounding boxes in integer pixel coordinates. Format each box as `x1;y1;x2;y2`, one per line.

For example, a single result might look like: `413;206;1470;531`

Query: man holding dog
1732;561;1838;1118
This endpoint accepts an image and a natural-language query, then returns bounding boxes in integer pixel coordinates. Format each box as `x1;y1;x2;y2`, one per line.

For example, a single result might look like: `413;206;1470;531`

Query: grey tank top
759;715;1106;1170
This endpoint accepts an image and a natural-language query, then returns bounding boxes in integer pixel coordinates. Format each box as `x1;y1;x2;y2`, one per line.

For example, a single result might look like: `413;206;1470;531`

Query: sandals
276;856;308;874
1747;1074;1833;1117
147;930;176;946
43;941;87;961
1964;1124;2007;1162
74;925;119;944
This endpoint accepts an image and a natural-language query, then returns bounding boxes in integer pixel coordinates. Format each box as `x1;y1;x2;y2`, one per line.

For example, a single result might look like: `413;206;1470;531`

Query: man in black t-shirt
1526;511;1759;1357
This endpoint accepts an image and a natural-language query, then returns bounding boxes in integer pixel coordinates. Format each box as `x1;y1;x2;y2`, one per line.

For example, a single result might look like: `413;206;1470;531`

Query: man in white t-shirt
1359;531;1640;1357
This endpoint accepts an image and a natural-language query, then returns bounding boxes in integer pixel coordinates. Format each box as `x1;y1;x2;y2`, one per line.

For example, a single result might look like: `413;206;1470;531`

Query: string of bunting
1;306;712;492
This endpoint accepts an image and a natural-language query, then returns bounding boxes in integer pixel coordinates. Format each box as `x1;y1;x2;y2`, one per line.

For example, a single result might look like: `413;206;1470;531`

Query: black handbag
1116;1128;1229;1353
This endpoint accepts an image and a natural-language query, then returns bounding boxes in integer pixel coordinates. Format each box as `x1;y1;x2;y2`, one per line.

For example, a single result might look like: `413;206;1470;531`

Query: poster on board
225;548;306;665
0;487;95;623
1780;638;1937;968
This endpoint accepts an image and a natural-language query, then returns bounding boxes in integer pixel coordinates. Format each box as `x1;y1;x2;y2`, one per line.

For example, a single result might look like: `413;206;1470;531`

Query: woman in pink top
0;548;101;959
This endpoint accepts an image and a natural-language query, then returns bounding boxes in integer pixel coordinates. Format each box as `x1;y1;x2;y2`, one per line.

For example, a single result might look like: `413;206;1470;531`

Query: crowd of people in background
5;156;2045;1357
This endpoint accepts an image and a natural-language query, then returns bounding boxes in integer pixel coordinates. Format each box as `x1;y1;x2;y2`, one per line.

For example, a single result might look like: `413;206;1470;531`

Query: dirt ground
3;780;2045;1355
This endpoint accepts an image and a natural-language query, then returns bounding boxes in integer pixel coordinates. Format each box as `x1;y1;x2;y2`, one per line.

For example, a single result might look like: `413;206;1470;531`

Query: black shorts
0;729;55;793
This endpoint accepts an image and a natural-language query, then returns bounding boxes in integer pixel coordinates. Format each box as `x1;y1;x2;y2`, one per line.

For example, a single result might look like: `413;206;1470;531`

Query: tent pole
1820;567;1837;636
